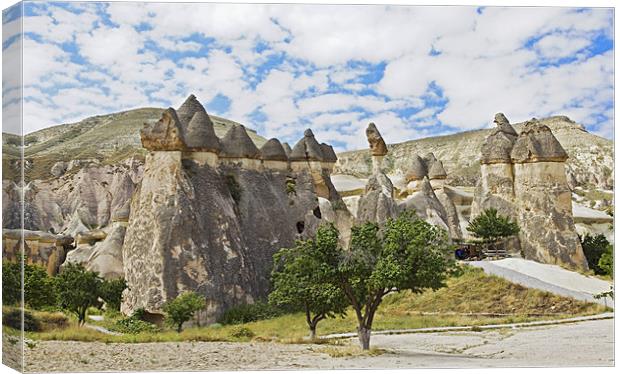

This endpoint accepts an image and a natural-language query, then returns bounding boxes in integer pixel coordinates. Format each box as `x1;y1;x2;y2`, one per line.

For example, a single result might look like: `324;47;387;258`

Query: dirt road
23;318;614;372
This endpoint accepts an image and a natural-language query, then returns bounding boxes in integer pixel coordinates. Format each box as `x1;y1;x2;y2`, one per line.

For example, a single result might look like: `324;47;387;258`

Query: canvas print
1;1;615;372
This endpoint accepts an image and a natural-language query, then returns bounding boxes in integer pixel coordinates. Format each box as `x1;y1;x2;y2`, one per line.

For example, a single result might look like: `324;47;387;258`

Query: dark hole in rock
296;221;305;234
313;206;322;219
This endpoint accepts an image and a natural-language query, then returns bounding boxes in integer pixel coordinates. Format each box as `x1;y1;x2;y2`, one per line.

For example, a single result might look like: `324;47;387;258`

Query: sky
1;1;614;151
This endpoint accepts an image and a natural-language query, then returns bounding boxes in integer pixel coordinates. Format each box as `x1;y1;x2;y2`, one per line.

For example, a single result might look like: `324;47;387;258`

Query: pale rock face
64;223;126;279
121;151;328;321
513;162;587;269
434;188;463;240
400;178;451;234
470;163;516;219
356;173;401;225
3;229;72;275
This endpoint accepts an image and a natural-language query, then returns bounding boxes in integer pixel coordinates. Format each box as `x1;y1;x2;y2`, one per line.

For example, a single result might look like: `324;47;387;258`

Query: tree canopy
55;263;103;325
163;291;206;332
467;208;520;242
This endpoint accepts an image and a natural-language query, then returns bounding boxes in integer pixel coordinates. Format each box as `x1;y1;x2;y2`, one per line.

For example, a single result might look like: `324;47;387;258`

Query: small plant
229;326;255;338
286;178;296;195
163;291;206;332
114;316;159;334
580;234;612;275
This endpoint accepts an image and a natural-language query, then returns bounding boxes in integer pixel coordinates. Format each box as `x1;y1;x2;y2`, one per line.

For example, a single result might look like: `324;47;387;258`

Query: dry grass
314;345;390;357
25;265;608;344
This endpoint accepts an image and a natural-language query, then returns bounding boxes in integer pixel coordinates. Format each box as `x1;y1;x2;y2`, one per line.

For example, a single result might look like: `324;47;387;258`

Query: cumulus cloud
7;2;613;149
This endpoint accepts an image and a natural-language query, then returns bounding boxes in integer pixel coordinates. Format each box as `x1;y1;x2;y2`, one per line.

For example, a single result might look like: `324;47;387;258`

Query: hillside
1;111;613;190
2;108;267;181
335;116;613;189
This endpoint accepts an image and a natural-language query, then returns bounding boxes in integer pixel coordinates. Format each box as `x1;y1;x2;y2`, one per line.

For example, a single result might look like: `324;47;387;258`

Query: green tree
580;233;611;274
309;211;453;350
99;278;127;311
270;238;348;339
2;261;21;306
24;264;56;309
55;263;102;325
162;291;206;332
467;208;520;242
598;245;613;277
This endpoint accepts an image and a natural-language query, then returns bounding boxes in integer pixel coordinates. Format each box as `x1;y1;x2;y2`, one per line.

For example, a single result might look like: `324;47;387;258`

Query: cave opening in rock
296;221;305;233
313;206;322;219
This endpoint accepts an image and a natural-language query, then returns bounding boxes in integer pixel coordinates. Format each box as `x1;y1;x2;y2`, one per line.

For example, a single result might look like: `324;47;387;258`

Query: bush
113;316;159;334
33;310;69;330
99;278;127;311
218;302;287;325
2;307;42;332
24;264;56;309
598;245;614;277
2;262;21;306
163;291;206;332
580;234;611;275
229;326;255;338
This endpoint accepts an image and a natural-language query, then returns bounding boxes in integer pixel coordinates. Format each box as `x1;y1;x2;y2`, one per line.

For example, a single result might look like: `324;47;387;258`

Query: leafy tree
55;263;103;325
598;245;613;277
308;211;453;350
270;238;348;339
467;208;520;242
580;233;611;275
2;261;21;306
99;278;127;311
2;261;56;309
24;264;56;309
162;291;206;332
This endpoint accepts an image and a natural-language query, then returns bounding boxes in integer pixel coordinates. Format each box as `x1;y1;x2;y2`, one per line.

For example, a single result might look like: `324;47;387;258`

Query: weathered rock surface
366;123;388;157
335;115;613;190
471;115;587;270
356;173;401;224
400;178;451;233
3;229;73;275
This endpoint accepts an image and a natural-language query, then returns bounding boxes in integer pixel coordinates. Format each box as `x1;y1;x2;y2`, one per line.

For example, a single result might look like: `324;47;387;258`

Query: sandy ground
21;318;613;372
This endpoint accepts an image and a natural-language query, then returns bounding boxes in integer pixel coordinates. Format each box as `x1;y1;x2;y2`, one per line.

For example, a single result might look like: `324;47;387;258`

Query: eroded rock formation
121;95;347;321
471;114;587;270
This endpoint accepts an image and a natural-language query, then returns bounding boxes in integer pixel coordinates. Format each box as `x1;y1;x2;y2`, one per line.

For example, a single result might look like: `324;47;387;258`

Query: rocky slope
335;116;613;190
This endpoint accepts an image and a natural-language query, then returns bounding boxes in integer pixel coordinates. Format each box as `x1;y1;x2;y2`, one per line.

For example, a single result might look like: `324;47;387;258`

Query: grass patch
25;265;608;344
339;188;365;197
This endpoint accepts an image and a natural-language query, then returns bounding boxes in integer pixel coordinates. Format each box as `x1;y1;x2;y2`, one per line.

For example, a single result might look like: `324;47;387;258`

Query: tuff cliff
471;114;588;270
120;95;349;321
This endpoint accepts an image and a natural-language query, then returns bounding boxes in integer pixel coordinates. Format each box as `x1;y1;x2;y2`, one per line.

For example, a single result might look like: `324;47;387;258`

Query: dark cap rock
289;129;324;161
428;160;447;180
140;108;188;151
320;143;338;163
405;154;428;182
176;94;207;126
260;138;288;161
511;118;568;163
219;125;260;159
185;111;221;153
366;122;388;156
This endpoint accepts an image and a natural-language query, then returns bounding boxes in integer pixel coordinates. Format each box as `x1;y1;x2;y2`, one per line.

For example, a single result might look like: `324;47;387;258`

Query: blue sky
2;1;614;150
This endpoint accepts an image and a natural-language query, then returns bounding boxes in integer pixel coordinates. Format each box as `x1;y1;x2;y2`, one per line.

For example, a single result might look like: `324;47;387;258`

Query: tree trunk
309;325;317;340
177;323;183;333
357;326;371;350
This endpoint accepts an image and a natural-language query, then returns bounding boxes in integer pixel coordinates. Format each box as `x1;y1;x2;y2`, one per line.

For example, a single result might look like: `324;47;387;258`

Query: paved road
469;260;613;306
23;318;614;371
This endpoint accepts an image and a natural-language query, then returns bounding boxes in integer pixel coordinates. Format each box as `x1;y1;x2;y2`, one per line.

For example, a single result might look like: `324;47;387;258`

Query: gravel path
23;318;614;372
468;260;613;306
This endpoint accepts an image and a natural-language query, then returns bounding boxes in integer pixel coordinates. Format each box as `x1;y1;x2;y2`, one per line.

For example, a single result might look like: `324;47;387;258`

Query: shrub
113;316;159;334
34;311;69;330
598;245;614;277
2;262;21;306
24;264;56;309
229;326;255;338
580;234;611;275
217;302;287;325
2;307;41;332
99;278;127;311
163;291;206;332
